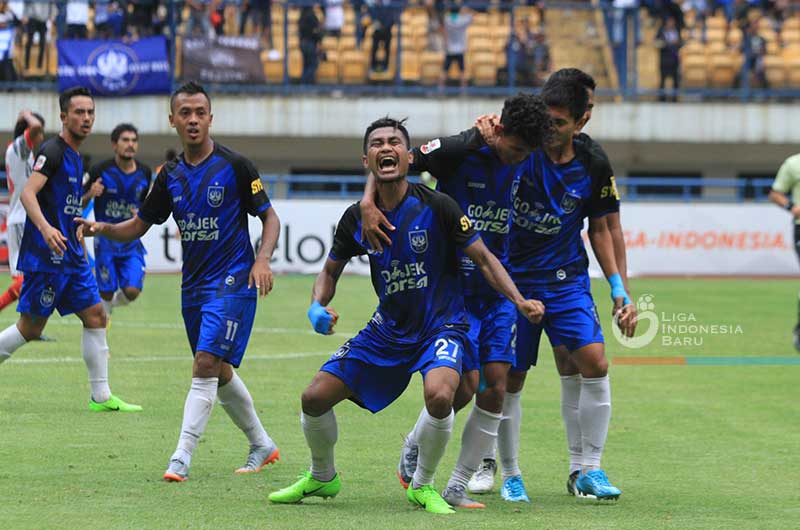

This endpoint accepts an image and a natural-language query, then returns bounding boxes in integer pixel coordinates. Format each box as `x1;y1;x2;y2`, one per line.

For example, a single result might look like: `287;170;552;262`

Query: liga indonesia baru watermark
611;294;744;349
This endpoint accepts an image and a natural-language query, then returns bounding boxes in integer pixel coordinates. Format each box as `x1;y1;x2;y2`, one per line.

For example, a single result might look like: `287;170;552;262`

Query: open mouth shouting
377;154;399;175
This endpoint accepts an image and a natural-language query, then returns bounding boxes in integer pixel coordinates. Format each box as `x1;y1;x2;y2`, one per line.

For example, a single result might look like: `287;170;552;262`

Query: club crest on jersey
40;287;55;308
560;191;581;214
33;155;46;171
408;229;428;254
207;186;225;208
420;139;441;154
330;342;350;360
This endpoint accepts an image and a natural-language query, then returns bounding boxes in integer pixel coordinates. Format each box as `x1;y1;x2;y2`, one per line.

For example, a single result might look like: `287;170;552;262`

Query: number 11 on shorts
225;320;239;341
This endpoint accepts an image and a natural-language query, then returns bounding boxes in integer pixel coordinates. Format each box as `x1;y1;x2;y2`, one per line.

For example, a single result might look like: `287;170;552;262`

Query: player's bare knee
99;291;114;302
477;381;505;412
17;317;44;341
506;370;527;393
122;287;140;301
424;388;454;419
301;386;330;416
80;305;107;328
193;351;222;378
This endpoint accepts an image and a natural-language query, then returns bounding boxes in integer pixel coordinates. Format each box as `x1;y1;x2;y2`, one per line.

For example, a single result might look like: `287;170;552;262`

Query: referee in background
769;153;800;351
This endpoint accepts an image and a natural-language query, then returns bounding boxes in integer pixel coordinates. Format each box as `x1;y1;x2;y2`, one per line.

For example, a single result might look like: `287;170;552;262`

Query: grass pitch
0;274;797;530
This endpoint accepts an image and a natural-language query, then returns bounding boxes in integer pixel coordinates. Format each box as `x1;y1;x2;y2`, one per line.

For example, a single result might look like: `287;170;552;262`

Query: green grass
0;275;798;530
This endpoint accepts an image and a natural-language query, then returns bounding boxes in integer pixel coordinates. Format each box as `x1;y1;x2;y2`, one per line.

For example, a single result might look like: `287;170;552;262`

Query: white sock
498;390;522;480
175;377;219;458
217;371;273;448
406;406;428;445
0;324;26;364
561;374;583;474
579;375;611;470
411;408;454;488
82;328;111;403
101;299;113;316
447;405;501;489
301;410;338;482
112;289;131;308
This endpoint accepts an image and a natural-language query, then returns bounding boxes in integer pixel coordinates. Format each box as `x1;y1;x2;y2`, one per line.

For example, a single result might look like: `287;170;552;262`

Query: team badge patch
408;229;428;254
330;342;351;360
33;155;47;171
207;185;225;208
560;191;581;214
40;287;55;308
420;139;441;155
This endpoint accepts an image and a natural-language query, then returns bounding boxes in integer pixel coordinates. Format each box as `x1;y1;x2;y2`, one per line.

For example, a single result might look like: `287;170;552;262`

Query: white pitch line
7;351;330;365
0;318;356;338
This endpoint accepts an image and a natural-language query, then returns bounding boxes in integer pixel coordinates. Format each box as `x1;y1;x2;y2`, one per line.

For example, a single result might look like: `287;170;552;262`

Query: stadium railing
4;0;800;100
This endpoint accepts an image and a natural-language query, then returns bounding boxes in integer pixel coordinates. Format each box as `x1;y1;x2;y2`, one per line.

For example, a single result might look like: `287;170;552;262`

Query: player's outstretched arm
249;207;280;297
588;217;636;337
463;237;545;324
74;216;151;244
308;258;345;335
768;189;800;218
21;172;67;256
604;212;630;293
359;172;394;252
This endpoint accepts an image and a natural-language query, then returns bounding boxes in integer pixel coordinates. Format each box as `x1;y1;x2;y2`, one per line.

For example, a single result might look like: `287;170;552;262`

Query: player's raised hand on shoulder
613;299;637;338
88;178;104;198
359;200;394;253
474;114;500;144
518;298;545;324
249;259;274;298
308;301;339;335
41;225;68;256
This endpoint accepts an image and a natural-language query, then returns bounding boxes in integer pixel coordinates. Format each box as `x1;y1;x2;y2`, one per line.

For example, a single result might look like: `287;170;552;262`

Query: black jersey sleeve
138;163;154;202
233;155;271;216
84;161;107;192
32;139;65;180
329;204;366;261
137;167;172;225
431;190;480;248
577;135;620;218
410;127;485;180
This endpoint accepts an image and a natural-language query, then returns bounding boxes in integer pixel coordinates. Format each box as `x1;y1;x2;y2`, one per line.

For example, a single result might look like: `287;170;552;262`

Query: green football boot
407;483;455;514
89;394;143;412
268;471;341;504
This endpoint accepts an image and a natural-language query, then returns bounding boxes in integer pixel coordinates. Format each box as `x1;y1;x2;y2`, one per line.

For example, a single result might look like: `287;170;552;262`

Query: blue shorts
17;266;102;318
513;275;604;372
182;294;257;368
462;296;517;372
95;250;146;293
321;326;466;413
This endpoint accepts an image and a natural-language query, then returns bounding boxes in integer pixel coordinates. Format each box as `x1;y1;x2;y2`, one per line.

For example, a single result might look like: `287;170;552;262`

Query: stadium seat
317;51;340;84
764;55;787;88
708;54;737;88
471;52;497;86
782;29;800;46
340;50;368;84
401;53;422;83
787;56;800;87
288;49;303;80
262;53;285;83
682;53;708;88
421;51;444;85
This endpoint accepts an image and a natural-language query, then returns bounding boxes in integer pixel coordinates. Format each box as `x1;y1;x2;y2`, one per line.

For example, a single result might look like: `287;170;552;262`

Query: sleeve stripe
461;232;481;248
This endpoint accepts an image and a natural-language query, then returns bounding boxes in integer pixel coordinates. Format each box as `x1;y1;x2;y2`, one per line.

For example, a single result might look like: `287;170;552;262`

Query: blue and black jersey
330;182;479;348
18;136;87;273
411;128;519;298
510;136;620;285
87;159;152;255
138;142;271;305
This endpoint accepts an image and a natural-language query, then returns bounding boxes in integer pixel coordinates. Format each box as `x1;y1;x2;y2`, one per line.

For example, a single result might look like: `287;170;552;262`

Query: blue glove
308;301;333;335
607;273;631;305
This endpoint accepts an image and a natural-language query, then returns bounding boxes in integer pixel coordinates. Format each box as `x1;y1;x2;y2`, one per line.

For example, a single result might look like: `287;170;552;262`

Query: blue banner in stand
57;37;171;96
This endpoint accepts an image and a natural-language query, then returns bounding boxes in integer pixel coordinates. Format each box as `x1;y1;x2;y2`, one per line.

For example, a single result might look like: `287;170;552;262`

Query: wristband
785;200;795;211
308;301;332;335
607;273;631;305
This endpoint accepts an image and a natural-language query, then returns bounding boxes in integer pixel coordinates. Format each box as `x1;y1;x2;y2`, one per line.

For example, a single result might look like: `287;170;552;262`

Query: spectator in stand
681;1;708;41
184;0;213;38
713;0;735;22
211;1;225;37
7;0;21;44
239;0;272;47
733;0;751;30
656;15;682;101
299;5;322;83
323;0;344;38
64;0;89;39
23;0;52;71
440;3;472;89
352;0;365;46
130;0;158;38
368;0;400;73
423;0;444;52
0;4;17;83
506;17;550;86
741;19;768;89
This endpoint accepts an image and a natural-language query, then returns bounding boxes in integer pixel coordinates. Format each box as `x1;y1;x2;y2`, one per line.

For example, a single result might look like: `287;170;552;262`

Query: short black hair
170;81;211;112
362;117;411;155
13;112;45;139
547;68;596;92
541;79;589;122
111;123;138;143
59;86;93;113
164;148;177;161
499;94;552;149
